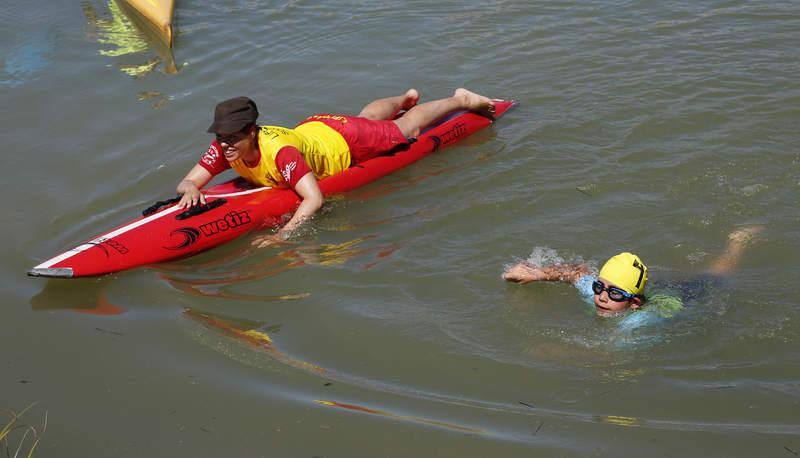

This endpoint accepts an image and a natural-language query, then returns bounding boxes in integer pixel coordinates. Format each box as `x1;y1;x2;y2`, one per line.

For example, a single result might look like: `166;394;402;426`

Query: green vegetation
1;404;47;458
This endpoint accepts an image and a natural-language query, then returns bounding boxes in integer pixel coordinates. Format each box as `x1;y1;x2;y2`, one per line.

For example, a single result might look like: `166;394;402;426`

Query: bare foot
454;88;496;116
708;225;765;275
401;88;420;110
728;225;765;244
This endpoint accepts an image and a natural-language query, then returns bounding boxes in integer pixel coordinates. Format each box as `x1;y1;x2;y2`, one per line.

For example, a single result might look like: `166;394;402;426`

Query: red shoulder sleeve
275;147;312;188
197;141;230;175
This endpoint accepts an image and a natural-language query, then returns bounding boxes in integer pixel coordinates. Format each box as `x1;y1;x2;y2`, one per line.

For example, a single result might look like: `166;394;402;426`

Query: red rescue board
29;100;515;278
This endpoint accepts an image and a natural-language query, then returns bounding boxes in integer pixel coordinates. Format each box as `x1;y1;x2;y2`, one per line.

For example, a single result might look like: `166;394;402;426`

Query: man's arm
176;164;213;209
503;262;590;285
251;171;324;248
276;171;324;239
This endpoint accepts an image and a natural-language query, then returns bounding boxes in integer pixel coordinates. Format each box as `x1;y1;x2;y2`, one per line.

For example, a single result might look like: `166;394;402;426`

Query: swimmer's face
593;277;642;317
217;125;257;163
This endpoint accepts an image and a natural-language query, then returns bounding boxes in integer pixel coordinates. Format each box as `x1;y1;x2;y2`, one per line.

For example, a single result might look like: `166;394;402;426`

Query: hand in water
502;263;547;283
252;231;290;248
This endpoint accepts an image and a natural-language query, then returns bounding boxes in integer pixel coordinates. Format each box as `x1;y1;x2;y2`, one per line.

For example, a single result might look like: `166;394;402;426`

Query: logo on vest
281;161;297;182
306;114;348;124
202;144;220;166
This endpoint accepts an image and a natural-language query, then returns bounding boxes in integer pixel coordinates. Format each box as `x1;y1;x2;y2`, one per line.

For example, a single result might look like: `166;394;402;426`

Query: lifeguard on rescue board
176;88;496;246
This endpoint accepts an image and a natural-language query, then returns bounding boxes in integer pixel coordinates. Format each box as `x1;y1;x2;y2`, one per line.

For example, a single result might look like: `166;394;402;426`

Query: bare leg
392;88;496;138
707;226;765;275
358;89;420;120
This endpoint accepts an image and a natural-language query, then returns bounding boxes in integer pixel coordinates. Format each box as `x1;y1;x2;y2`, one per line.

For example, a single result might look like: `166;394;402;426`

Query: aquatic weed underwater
1;403;47;458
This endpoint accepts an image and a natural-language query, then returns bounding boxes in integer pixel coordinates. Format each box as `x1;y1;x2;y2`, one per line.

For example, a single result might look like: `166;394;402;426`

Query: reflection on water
314;399;484;434
158;235;401;295
1;31;54;88
82;1;147;57
158;250;305;293
29;278;126;315
187;304;800;440
163;273;310;302
595;415;641;427
119;58;160;78
184;308;325;375
136;90;168;109
286;236;378;267
81;0;176;77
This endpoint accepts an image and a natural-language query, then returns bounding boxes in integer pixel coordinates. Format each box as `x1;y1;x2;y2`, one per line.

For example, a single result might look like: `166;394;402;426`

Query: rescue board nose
27;267;74;278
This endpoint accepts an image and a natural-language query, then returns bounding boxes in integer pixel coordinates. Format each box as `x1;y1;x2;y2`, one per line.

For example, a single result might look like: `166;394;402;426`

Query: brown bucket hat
207;97;259;134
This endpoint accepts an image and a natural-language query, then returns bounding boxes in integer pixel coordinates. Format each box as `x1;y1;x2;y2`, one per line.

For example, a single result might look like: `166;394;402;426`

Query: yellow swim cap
598;252;648;296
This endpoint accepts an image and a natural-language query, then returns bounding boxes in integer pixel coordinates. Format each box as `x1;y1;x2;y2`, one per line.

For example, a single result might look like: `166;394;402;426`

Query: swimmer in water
502;226;764;317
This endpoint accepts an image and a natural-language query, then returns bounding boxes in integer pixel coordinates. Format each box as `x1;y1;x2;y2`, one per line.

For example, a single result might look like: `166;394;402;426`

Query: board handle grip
142;196;182;216
175;198;227;220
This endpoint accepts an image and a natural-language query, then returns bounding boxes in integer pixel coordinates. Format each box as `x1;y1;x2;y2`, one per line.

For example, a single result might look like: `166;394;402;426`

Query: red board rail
29;100;515;278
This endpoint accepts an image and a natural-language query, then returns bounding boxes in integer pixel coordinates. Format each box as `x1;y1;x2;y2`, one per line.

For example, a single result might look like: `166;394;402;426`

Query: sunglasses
592;280;635;302
215;126;251;145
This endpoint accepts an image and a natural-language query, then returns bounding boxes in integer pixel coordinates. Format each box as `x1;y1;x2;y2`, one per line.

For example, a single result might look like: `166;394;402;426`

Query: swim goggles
591;280;636;302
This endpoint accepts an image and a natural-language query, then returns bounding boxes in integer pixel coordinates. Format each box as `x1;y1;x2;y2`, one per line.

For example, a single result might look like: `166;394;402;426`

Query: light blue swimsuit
573;275;712;346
